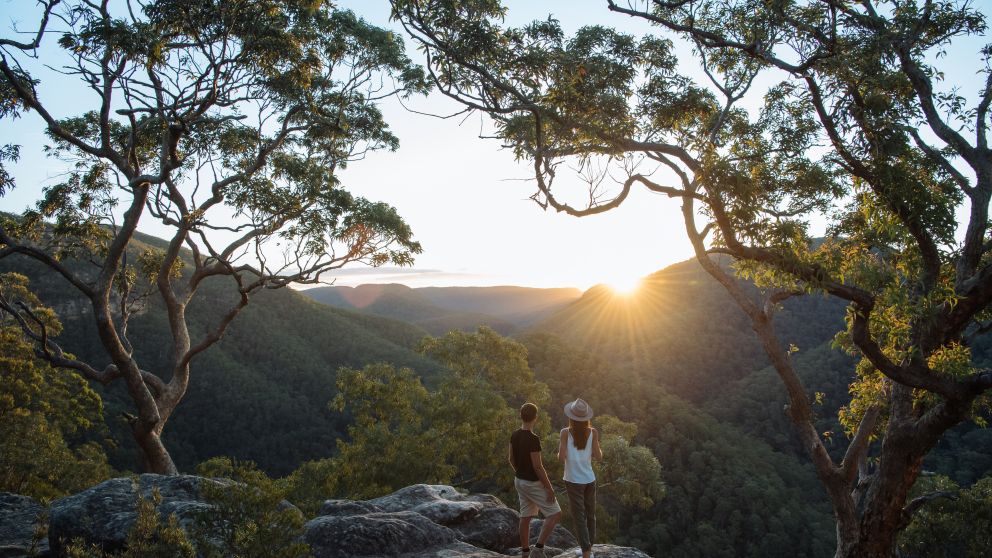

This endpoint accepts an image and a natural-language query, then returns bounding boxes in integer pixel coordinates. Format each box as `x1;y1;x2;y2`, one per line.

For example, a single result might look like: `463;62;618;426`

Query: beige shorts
514;477;561;518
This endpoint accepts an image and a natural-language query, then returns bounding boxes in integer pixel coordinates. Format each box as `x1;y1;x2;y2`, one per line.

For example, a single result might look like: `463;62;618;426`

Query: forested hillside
532;258;992;487
522;333;836;557
302;283;580;334
534;259;846;402
0;230;442;475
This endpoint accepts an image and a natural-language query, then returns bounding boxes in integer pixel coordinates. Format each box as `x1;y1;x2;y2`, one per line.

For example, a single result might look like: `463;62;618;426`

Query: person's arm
530;451;556;503
508;443;516;472
557;429;567;462
591;428;604;461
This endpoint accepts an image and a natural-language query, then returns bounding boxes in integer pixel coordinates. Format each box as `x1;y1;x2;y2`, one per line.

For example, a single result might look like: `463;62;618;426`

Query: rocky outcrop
0;493;48;558
305;510;457;557
450;503;519;550
308;484;578;557
550;545;652;558
369;485;485;525
0;478;650;557
402;541;510;557
47;474;226;554
316;499;382;517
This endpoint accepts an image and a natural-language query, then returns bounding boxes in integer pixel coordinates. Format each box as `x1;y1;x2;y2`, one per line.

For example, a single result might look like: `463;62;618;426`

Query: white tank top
563;429;596;484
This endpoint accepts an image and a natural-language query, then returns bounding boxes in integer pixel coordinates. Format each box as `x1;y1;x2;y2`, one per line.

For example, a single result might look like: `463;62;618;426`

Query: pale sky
0;1;985;290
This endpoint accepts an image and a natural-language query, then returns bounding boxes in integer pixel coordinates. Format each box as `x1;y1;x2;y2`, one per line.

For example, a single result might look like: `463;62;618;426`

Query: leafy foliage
899;475;992;557
0;273;113;501
324;328;549;500
63;490;196;558
193;457;310;558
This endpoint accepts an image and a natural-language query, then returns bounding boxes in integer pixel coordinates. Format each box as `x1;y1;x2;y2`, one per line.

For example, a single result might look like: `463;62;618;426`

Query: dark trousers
565;480;596;551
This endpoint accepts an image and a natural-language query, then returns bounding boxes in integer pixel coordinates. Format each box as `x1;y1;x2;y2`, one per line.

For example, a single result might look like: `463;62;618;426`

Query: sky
0;1;986;291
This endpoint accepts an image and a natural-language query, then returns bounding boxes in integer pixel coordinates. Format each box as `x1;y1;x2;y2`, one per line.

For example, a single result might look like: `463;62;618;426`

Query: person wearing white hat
557;398;602;558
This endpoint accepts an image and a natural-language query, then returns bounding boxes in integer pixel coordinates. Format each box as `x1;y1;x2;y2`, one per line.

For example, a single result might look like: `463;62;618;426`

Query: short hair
520;402;538;422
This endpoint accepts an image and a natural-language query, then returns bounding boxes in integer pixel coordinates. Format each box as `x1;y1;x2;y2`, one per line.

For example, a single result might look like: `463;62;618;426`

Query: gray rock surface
368;484;484;525
304;510;457;558
47;474;224;554
0;493;48;557
530;520;578;550
450;505;520;551
401;540;511;557
317;499;382;517
549;544;653;558
508;546;564;557
369;484;464;512
28;477;649;558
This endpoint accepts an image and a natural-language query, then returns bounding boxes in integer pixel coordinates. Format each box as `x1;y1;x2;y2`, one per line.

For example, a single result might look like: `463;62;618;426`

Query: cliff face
1;476;652;558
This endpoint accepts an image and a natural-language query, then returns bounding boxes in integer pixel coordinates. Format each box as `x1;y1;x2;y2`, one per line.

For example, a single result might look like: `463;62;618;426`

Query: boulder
0;493;49;558
508;546;564;558
369;484;463;512
530;520;577;550
317;499;382;517
414;499;485;525
367;484;484;525
401;540;511;557
365;484;575;554
47;474;224;553
304;510;457;558
450;505;519;551
550;544;652;558
39;477;652;558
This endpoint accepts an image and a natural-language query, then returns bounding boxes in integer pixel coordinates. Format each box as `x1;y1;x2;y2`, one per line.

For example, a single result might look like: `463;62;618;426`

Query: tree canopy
389;1;992;556
0;0;427;473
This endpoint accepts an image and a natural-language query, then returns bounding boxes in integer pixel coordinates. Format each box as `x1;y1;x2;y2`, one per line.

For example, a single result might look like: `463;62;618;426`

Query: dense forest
5;237;990;556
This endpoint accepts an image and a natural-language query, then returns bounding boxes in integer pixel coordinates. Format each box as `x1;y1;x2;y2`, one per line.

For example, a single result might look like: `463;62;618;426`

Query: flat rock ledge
0;477;651;557
0;493;49;558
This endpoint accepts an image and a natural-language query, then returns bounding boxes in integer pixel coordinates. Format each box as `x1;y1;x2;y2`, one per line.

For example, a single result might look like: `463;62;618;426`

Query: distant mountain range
300;283;582;335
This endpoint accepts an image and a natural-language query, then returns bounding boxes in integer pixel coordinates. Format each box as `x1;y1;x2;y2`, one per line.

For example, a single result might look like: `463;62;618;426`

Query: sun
605;275;643;296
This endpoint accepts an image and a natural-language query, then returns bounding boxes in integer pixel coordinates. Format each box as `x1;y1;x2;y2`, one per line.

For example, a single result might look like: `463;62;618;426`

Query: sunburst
605;275;642;296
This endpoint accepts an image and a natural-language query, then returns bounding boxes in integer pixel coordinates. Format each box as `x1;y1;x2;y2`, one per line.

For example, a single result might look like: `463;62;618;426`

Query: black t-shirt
510;428;542;481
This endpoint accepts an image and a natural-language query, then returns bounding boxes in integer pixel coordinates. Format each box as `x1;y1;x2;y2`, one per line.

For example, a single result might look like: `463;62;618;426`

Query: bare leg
537;511;561;545
519;516;533;553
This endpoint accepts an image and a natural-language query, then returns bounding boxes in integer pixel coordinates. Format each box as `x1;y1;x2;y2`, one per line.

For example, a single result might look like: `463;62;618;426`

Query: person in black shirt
508;402;561;558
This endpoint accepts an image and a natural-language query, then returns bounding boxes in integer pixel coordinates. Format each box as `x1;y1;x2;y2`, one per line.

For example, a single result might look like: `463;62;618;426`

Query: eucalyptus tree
0;0;427;474
389;1;992;556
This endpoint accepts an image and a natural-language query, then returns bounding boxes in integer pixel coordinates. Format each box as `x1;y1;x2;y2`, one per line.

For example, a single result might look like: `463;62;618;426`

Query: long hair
569;418;590;450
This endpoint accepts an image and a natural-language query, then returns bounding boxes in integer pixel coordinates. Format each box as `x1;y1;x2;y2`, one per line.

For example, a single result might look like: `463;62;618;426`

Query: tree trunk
834;419;926;557
133;424;178;475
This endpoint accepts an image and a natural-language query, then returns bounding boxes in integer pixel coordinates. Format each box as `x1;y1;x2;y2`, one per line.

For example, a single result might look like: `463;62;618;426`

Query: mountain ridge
300;283;582;335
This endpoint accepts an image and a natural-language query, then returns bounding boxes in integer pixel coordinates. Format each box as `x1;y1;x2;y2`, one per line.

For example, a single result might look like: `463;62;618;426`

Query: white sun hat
564;398;594;421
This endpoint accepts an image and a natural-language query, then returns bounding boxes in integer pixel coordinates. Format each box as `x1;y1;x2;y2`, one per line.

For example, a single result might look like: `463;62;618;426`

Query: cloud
298;267;495;288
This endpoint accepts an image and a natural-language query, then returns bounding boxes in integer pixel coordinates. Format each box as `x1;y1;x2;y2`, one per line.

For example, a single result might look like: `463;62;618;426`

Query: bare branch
0;1;61;50
841;405;881;484
898;491;958;531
